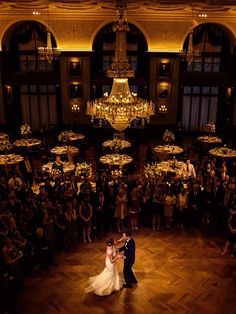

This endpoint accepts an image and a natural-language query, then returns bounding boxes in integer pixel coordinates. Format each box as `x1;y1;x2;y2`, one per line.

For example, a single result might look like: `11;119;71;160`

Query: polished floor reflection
17;228;236;314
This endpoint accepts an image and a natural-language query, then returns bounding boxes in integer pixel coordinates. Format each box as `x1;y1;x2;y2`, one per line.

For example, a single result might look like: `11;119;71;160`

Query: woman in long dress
85;238;121;296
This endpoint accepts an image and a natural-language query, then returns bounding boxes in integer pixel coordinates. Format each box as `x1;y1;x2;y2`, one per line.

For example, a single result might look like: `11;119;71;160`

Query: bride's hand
117;254;123;259
114;237;124;245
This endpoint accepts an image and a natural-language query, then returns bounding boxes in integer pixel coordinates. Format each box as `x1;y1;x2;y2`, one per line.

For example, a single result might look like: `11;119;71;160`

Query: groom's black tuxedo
119;238;137;287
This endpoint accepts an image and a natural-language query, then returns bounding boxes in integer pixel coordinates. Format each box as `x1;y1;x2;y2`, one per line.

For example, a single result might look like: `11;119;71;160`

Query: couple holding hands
85;230;137;296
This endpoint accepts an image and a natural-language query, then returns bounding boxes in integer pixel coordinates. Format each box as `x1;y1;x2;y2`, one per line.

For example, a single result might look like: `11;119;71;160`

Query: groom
118;230;138;288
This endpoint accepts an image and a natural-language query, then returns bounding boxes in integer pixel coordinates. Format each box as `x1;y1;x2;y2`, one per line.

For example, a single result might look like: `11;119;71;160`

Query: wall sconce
226;87;234;105
71;98;80;113
158;104;168;114
5;85;12;103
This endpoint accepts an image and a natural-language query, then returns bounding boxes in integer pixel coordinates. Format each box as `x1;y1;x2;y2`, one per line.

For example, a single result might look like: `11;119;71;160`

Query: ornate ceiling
1;0;236;13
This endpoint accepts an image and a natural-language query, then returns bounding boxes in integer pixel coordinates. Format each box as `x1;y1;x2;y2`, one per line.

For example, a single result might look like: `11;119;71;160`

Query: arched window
180;23;232;131
3;21;57;72
2;21;59;131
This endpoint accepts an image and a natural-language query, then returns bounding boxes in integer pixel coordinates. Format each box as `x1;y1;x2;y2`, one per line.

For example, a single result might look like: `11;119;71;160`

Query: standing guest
203;162;213;183
0;177;9;200
44;178;54;200
8;192;22;220
189;183;203;228
42;206;56;254
95;190;106;237
208;170;217;191
142;183;153;227
115;190;127;233
152;185;164;231
2;237;24;290
222;206;236;256
176;188;189;229
35;228;54;270
212;179;225;227
70;175;78;197
171;176;183;197
129;184;140;231
64;202;78;249
164;189;176;229
106;185;117;232
79;198;93;244
54;203;65;251
96;171;108;194
8;173;23;191
185;159;196;179
20;155;34;187
52;155;64;174
202;183;214;224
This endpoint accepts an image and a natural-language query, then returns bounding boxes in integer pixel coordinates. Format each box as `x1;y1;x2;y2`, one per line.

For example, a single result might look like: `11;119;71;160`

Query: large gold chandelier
38;0;60;63
87;8;154;132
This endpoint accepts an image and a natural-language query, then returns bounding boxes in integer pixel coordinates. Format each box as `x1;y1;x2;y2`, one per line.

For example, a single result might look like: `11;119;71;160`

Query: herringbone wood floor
16;228;236;314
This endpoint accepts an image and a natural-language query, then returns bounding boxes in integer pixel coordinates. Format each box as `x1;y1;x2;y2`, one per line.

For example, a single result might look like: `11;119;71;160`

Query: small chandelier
179;27;200;64
158;104;168;114
179;3;200;64
38;0;60;63
71;99;80;113
86;8;154;132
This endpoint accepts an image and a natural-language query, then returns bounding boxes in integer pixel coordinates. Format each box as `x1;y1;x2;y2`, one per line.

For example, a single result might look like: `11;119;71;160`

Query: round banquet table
0;133;8;141
209;147;236;158
102;139;131;150
67;133;85;141
100;154;133;167
197;136;222;144
0;154;23;165
153;145;183;155
153;145;183;161
50;146;79;155
13;138;41;148
42;162;75;173
144;160;187;180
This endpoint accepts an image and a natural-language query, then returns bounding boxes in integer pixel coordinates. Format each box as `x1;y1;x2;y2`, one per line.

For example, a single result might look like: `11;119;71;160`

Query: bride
85;238;122;296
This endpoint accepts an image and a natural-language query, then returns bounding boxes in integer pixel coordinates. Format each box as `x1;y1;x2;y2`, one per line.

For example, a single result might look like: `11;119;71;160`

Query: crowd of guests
0;152;236;302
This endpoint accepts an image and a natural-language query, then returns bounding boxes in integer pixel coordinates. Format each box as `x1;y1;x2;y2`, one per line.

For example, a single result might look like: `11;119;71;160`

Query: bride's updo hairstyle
106;238;114;246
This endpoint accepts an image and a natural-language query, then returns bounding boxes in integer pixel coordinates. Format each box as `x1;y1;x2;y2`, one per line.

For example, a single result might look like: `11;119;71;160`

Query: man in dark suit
20;155;33;187
118;230;137;288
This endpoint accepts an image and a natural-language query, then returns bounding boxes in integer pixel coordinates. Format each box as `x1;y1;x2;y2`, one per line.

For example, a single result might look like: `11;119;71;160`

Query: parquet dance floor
16;228;236;314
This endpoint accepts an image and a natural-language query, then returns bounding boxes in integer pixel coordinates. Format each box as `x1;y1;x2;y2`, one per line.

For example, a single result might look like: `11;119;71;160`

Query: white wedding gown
85;246;121;296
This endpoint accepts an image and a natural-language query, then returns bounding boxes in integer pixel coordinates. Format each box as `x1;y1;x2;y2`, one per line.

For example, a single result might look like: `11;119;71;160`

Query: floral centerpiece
0;137;12;152
20;124;32;138
205;122;216;134
58;130;75;143
144;163;161;180
110;138;125;152
111;169;122;177
75;162;92;179
49;168;62;179
169;158;180;170
163;129;175;144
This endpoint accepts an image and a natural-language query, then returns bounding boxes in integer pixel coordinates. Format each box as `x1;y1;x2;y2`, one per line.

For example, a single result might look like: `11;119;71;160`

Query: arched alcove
91;21;148;99
2;20;58;51
180;23;234;132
